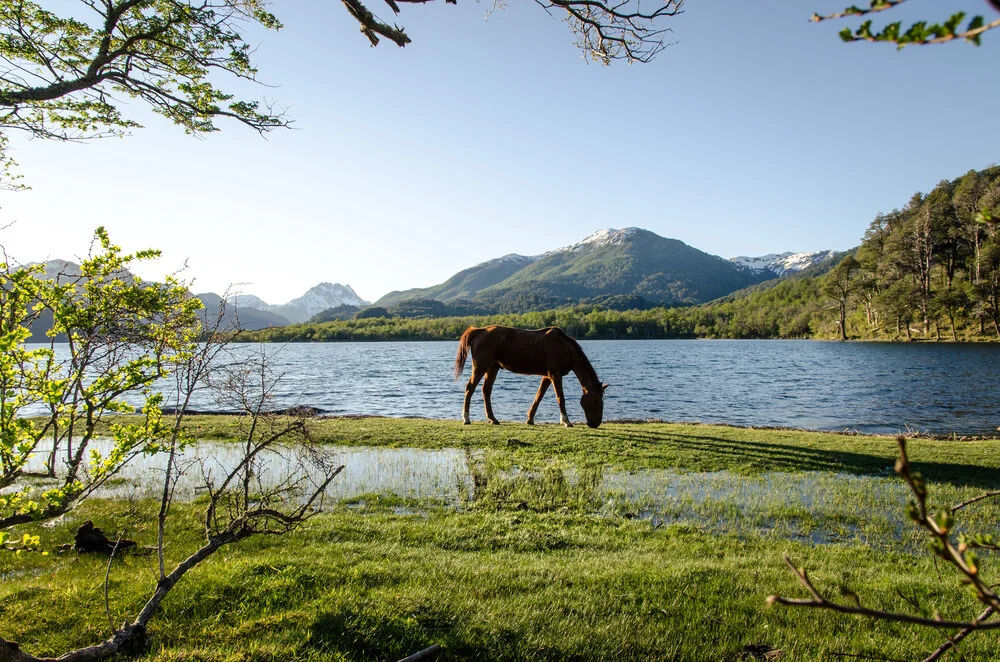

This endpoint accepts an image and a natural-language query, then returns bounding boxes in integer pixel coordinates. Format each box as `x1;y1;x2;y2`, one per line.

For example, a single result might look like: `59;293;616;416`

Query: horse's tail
454;326;479;380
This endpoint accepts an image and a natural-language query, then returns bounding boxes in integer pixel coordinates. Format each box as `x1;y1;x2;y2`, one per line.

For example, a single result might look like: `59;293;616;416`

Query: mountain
377;254;537;307
204;283;369;326
377;227;781;313
195;292;290;331
269;282;368;323
729;251;839;277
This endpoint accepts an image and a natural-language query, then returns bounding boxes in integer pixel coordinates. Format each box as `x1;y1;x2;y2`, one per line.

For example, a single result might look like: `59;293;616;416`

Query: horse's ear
602;383;609;392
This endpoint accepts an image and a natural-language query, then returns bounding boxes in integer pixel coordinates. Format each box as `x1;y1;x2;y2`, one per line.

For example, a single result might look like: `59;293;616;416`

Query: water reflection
18;439;952;548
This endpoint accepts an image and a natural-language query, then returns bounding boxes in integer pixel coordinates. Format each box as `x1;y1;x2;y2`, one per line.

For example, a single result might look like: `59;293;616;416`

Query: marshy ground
4;418;1000;660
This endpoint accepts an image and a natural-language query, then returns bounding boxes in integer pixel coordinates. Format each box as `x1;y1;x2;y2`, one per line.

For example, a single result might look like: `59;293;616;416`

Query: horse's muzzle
587;421;601;429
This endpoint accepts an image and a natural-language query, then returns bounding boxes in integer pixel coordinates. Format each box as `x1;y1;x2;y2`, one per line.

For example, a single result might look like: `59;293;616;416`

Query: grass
176;415;1000;485
6;417;1000;660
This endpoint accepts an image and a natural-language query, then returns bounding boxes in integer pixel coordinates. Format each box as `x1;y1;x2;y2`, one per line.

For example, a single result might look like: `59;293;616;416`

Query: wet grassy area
6;418;1000;660
175;415;1000;483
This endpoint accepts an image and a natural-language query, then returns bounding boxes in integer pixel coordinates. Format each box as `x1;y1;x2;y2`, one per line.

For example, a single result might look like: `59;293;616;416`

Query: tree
822;254;860;340
0;228;202;529
877;278;919;340
0;0;292;188
0;233;342;661
0;343;342;662
812;0;1000;47
930;280;971;341
354;306;391;319
344;0;683;63
0;0;690;188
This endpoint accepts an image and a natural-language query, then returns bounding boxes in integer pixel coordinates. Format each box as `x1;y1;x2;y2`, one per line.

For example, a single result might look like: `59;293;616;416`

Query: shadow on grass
308;605;614;661
607;429;1000;488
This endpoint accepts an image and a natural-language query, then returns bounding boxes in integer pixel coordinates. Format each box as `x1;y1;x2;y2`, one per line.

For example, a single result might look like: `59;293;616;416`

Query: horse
453;325;608;428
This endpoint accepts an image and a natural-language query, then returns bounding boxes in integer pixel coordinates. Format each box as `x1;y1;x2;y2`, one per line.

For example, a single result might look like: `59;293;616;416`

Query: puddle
14;441;994;549
17;440;473;504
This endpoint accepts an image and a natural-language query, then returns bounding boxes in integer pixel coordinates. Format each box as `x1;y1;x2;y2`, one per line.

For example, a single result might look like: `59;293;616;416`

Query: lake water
26;340;1000;435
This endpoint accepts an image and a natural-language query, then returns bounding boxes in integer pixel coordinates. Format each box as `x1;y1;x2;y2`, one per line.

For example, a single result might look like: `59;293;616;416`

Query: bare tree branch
769;437;1000;658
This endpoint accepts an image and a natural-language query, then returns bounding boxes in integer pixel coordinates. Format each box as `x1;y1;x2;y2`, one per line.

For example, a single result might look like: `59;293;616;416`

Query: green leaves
0;0;289;186
1;227;202;528
826;7;997;48
0;530;42;555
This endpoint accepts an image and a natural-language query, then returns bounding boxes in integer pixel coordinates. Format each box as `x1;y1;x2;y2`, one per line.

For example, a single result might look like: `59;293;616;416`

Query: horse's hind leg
482;365;501;425
551;375;573;428
463;365;487;424
526;377;550;425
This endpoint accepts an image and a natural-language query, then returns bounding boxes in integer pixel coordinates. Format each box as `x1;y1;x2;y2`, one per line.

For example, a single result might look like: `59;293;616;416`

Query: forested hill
375;228;779;312
249;165;1000;342
644;164;1000;341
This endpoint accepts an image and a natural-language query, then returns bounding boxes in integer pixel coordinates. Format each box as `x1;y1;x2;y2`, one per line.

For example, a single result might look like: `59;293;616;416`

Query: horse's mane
558;329;600;387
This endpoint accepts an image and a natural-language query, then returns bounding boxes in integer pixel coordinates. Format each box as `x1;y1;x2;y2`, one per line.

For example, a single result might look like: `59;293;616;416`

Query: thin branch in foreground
768;437;1000;660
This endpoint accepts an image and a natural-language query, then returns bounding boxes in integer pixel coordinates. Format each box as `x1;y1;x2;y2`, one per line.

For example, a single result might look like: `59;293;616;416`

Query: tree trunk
0;536;235;662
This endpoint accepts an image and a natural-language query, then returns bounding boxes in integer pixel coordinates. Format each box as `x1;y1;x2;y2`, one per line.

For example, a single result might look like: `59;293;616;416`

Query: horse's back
470;325;573;376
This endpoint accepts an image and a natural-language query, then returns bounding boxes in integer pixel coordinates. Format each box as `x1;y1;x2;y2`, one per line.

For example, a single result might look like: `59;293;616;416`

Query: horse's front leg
463;366;487;424
482;366;501;425
526;377;550;425
551;375;573;428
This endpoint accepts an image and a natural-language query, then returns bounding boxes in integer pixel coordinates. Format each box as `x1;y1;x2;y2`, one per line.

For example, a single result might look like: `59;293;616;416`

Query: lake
28;339;999;435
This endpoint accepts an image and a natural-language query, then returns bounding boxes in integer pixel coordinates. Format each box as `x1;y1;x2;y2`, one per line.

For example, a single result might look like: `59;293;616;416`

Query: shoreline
145;412;1000;443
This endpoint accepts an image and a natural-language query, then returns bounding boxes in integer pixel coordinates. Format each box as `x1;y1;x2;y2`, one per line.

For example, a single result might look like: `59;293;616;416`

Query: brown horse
453;325;608;428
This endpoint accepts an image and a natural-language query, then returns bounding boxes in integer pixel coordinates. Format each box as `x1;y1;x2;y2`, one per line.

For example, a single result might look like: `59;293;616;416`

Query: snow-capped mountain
225;283;368;324
227;293;270;311
281;283;368;320
729;251;838;277
553;227;640;253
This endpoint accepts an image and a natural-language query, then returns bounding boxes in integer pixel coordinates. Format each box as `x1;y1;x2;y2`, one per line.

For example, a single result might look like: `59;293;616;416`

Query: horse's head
580;383;609;429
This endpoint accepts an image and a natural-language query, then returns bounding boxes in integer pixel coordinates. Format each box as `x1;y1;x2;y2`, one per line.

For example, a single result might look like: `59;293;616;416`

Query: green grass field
4;418;1000;661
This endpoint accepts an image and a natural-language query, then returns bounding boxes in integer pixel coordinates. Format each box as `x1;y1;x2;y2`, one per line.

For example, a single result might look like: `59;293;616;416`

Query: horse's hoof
489;419;501;426
562;421;574;428
525;419;534;426
462;419;471;425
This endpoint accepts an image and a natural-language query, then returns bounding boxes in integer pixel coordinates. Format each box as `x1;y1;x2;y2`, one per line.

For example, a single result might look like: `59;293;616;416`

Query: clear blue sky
1;0;997;303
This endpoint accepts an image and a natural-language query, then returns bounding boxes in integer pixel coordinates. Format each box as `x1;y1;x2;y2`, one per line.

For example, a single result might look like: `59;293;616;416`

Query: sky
1;0;998;304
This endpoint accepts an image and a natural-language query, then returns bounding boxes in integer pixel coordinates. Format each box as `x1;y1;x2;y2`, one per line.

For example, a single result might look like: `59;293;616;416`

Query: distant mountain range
196;282;369;329
25;229;838;330
729;251;840;277
19;259;369;332
374;228;837;314
216;283;369;325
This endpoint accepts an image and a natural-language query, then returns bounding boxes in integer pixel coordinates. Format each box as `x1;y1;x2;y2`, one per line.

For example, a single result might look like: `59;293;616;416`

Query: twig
397;644;442;662
922;606;995;662
951;490;1000;513
104;532;124;634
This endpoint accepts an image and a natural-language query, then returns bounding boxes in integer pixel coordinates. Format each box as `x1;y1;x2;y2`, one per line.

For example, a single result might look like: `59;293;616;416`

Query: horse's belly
498;359;556;377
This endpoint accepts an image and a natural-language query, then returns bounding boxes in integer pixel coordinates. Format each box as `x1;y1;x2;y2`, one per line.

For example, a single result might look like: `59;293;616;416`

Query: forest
246;166;1000;343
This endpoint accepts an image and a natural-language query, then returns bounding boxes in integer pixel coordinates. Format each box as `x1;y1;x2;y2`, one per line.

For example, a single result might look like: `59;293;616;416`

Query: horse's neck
569;347;600;392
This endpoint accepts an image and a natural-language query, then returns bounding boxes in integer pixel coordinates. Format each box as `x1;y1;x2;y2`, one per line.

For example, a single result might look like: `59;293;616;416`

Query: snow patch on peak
729;250;838;276
286;283;368;318
224;283;369;324
489;253;536;265
228;293;269;310
557;227;641;253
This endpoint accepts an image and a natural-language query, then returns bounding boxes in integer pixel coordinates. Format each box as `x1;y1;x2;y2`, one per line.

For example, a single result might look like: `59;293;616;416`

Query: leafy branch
769;437;1000;661
812;1;1000;47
